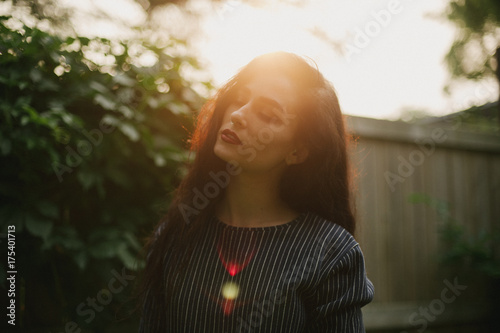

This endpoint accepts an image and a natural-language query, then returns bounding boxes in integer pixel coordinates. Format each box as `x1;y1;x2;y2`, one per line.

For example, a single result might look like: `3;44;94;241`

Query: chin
213;142;233;163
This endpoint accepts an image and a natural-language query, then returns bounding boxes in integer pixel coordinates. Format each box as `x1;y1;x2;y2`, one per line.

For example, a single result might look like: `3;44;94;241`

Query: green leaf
123;231;141;252
88;240;120;259
117;245;139;270
94;94;116;110
169;102;190;115
407;192;430;204
113;73;136;87
73;250;88;270
37;201;58;219
38;78;59;92
119;122;140;141
25;214;53;240
29;68;43;83
106;167;131;188
77;171;99;191
89;81;110;94
44;226;83;251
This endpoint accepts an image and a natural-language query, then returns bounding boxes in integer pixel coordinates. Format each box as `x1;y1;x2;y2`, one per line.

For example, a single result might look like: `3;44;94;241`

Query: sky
191;0;498;120
25;0;500;120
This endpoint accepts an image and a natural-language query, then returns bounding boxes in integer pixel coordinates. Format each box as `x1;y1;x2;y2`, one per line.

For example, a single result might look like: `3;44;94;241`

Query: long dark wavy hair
137;51;356;320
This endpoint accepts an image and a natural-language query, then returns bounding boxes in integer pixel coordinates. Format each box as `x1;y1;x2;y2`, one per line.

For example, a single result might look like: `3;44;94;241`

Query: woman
139;52;374;332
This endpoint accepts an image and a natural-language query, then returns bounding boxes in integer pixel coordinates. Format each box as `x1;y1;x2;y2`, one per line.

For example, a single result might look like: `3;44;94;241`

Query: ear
285;145;309;165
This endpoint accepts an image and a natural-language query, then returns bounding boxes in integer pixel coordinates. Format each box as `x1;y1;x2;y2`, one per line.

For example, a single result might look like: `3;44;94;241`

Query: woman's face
213;73;305;174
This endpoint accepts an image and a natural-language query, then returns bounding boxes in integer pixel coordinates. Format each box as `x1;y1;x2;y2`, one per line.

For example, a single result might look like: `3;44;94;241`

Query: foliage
398;107;432;123
10;0;73;29
0;14;207;331
408;193;500;279
443;0;500;82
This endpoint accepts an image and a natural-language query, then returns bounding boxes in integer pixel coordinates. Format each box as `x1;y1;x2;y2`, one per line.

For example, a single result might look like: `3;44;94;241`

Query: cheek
260;130;292;151
261;120;298;149
249;126;296;161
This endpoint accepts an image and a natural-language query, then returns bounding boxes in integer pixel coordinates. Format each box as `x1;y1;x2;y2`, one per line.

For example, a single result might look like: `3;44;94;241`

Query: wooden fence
345;116;500;331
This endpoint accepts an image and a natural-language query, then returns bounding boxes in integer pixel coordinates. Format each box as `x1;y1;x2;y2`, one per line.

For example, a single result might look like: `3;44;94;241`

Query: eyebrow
258;96;284;112
238;86;285;112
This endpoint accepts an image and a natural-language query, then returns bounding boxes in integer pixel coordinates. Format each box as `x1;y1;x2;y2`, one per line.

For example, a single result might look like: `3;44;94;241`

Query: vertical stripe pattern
140;212;374;332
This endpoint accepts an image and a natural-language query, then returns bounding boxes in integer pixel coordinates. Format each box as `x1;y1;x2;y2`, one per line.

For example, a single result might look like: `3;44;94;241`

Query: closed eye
257;103;282;124
231;86;286;125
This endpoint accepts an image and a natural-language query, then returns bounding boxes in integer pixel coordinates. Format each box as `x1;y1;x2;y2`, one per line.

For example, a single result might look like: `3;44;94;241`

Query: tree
0;5;208;332
444;0;500;81
443;0;500;123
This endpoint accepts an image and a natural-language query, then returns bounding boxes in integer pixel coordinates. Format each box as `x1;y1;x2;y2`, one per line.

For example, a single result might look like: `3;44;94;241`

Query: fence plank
346;116;500;329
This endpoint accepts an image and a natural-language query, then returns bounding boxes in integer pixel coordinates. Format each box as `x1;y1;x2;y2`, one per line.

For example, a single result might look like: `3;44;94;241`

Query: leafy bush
0;15;206;331
408;193;500;278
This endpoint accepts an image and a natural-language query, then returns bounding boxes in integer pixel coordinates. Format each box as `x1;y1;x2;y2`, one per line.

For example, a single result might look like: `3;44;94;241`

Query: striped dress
140;212;374;332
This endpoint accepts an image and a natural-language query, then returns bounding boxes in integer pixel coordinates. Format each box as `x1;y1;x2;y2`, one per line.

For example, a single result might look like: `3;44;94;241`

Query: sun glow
193;0;496;120
196;1;332;87
51;0;498;120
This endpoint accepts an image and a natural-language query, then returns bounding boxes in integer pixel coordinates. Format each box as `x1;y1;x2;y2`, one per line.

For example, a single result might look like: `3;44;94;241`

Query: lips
221;129;242;145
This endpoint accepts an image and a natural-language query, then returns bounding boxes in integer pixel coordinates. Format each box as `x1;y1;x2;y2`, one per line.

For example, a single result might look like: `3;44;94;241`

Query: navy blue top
140;212;374;332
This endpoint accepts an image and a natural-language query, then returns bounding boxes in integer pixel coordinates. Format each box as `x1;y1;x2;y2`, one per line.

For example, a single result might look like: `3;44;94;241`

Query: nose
229;105;248;128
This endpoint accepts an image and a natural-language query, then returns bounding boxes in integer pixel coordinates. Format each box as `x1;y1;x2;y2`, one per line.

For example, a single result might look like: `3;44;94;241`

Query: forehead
239;73;299;112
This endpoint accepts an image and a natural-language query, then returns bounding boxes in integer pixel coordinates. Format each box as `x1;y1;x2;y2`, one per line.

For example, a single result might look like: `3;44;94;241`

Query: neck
216;170;298;228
